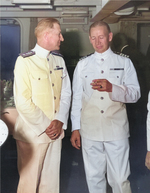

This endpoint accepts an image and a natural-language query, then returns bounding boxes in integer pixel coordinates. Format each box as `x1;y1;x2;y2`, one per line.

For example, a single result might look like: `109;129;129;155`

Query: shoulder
75;53;93;71
113;51;129;58
19;50;35;58
79;53;94;61
50;51;63;58
15;51;35;70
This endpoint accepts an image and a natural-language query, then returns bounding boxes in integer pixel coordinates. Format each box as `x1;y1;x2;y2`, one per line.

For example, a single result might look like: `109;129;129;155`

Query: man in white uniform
145;92;150;170
71;21;140;193
13;18;71;193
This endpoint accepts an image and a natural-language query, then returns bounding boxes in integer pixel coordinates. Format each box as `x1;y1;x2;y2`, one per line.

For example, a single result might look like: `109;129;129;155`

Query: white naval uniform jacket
71;48;140;141
13;44;71;143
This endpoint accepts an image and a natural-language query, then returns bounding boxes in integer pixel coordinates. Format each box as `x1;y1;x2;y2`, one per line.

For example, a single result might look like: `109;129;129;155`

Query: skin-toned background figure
13;18;71;193
71;21;140;193
145;92;150;170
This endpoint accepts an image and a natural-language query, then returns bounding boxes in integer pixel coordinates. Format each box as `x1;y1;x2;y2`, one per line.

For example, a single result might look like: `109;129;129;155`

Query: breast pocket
30;71;49;94
81;72;95;96
109;69;124;85
53;69;63;94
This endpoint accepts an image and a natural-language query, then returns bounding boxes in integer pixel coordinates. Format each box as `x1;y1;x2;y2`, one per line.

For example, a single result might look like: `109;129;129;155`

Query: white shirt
71;48;140;141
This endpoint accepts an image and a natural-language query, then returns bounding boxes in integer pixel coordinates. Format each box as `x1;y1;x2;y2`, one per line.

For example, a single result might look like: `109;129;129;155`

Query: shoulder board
19;50;35;58
50;51;63;57
79;53;93;61
114;51;129;58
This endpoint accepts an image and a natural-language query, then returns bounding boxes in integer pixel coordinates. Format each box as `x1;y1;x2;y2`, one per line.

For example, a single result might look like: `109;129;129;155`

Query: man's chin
96;50;103;53
96;48;106;53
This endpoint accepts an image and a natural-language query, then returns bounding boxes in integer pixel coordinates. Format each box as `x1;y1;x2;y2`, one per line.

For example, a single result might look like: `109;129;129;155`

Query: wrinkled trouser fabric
82;137;132;193
16;139;61;193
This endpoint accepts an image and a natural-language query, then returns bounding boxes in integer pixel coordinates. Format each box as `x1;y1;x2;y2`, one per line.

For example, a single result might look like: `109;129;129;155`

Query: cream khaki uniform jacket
71;48;141;141
13;44;71;143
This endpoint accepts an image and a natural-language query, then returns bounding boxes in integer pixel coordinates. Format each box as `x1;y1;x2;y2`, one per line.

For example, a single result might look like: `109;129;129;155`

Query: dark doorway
0;19;20;80
137;23;150;56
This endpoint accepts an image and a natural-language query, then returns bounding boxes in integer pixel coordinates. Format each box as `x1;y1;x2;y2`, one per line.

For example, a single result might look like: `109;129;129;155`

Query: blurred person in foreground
145;92;150;170
13;18;71;193
70;21;140;193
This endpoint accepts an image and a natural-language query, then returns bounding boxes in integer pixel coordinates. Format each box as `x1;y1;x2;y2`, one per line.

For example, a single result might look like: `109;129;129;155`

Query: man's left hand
45;120;63;140
91;79;112;92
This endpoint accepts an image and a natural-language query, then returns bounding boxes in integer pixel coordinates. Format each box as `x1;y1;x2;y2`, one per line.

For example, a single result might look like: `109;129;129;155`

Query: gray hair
35;18;60;38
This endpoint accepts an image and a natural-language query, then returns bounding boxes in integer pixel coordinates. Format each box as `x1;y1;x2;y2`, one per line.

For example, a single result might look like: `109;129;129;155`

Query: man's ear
109;32;113;42
43;32;48;42
89;36;92;44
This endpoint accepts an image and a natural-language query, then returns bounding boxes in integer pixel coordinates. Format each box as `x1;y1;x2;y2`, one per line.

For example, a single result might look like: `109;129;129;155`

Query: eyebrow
90;35;104;38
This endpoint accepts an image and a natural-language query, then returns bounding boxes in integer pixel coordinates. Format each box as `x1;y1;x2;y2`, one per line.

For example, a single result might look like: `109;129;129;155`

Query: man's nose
60;34;64;41
95;38;100;45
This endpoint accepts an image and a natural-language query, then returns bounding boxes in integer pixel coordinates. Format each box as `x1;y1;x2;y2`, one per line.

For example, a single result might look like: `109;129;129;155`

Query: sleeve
54;59;71;130
13;56;51;136
71;62;83;131
147;92;150;151
110;58;141;103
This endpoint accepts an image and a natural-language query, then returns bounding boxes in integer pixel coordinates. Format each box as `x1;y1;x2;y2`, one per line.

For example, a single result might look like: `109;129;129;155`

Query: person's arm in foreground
145;92;150;170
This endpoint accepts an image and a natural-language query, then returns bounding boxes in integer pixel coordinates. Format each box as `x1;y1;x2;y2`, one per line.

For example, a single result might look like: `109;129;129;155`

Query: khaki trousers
16;139;62;193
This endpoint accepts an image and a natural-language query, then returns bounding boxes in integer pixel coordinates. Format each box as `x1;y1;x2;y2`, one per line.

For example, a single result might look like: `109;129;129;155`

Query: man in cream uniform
71;21;140;193
13;18;71;193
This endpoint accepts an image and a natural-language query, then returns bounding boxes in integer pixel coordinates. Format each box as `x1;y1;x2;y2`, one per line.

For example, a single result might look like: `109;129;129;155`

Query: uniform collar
32;44;50;58
94;47;112;60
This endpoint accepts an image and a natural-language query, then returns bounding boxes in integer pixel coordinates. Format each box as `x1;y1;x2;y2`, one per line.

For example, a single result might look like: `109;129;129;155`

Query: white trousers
81;137;132;193
16;139;61;193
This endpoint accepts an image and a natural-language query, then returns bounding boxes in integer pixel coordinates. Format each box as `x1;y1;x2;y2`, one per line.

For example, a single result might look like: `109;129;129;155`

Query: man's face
46;23;64;51
89;25;113;53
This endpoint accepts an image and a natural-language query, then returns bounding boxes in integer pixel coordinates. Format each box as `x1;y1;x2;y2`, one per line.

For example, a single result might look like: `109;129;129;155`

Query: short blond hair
89;21;111;35
34;18;60;38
